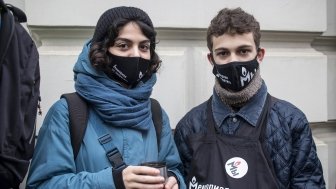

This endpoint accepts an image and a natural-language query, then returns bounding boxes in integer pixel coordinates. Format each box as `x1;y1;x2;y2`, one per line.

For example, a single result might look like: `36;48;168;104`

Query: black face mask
106;53;151;87
212;57;259;91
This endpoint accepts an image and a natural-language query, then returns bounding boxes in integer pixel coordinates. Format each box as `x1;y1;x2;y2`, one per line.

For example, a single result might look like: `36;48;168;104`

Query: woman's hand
164;176;179;189
122;165;165;189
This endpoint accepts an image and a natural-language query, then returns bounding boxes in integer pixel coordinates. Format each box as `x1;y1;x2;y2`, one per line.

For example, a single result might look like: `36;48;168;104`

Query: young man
174;7;325;189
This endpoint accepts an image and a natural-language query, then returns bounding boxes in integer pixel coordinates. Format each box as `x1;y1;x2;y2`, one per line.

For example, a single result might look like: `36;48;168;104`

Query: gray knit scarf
214;68;262;108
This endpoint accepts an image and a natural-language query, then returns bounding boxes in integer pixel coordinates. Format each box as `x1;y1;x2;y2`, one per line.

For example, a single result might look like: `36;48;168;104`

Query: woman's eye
115;43;128;49
140;44;150;51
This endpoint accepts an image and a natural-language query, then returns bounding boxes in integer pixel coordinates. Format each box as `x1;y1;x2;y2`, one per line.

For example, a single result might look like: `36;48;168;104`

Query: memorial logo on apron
225;157;248;179
189;176;229;189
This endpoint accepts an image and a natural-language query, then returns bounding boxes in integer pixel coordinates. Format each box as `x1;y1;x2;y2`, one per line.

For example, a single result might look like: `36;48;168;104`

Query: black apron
186;94;278;189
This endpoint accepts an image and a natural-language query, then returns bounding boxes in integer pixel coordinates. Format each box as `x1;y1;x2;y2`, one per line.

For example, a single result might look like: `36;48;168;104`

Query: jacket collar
212;81;268;128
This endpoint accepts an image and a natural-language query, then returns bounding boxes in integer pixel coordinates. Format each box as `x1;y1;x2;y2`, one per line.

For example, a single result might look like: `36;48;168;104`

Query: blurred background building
6;0;336;188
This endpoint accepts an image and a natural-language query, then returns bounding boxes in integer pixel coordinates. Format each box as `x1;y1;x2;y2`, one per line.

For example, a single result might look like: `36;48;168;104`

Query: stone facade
7;0;336;188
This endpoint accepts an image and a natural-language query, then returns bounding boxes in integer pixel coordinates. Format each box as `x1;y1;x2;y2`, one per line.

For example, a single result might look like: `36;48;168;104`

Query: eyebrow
213;45;253;52
114;38;151;44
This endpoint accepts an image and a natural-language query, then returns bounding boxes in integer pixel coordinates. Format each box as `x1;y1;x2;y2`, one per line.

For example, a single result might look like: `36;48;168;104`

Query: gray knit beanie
92;6;154;43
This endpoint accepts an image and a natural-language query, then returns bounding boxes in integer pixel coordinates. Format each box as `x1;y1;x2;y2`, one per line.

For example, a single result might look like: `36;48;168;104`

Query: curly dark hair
89;18;161;79
206;7;261;51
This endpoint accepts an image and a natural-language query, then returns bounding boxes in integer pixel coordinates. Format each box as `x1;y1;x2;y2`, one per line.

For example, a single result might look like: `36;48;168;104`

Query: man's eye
239;49;250;55
216;51;229;56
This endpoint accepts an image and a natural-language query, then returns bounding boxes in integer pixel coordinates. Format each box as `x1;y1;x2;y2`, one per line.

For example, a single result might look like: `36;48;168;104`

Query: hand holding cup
140;161;168;181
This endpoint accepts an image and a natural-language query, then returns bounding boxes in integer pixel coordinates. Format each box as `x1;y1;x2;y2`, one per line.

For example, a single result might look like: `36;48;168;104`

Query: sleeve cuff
167;171;179;185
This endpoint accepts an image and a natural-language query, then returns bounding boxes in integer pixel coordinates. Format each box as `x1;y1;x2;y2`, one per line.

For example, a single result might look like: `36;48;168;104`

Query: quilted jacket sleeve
290;117;325;188
174;120;192;178
270;99;326;189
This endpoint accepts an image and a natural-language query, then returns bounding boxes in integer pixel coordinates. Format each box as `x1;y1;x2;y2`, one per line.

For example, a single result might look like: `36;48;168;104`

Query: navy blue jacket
174;82;325;189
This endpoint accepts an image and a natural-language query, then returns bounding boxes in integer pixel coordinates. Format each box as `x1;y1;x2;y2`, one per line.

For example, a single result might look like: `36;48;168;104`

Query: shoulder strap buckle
107;149;126;170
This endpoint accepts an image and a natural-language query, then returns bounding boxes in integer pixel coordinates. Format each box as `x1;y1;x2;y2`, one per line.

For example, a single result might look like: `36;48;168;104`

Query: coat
27;98;185;188
174;82;325;189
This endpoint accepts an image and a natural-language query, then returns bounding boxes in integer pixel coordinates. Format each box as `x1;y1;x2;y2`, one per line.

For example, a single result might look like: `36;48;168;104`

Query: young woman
27;6;185;189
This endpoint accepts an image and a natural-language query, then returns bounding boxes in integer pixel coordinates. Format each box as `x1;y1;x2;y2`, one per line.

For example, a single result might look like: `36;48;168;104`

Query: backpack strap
0;3;27;66
0;4;15;67
6;4;27;22
150;98;162;149
0;0;5;8
62;92;127;188
91;116;127;189
61;92;89;160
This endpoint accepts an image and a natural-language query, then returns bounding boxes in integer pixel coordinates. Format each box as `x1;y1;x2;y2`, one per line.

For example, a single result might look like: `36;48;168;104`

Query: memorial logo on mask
107;53;150;87
212;58;259;91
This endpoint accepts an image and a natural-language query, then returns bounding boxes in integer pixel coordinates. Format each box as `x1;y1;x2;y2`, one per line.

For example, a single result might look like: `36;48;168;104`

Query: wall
24;0;332;126
5;0;336;188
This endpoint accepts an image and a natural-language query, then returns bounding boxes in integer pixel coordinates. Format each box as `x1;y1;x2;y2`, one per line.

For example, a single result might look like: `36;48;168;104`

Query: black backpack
61;93;163;160
0;1;40;188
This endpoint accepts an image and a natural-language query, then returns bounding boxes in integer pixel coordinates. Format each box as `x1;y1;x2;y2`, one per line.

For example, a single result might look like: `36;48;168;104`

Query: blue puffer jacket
26;99;186;189
26;42;186;189
174;82;325;189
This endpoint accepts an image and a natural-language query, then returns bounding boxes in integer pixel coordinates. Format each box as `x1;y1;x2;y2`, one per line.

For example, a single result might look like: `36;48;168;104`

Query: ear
207;53;214;66
257;47;265;63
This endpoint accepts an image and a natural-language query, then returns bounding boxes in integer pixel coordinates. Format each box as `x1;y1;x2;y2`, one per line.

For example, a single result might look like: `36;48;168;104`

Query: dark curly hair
89;18;161;80
206;7;261;51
